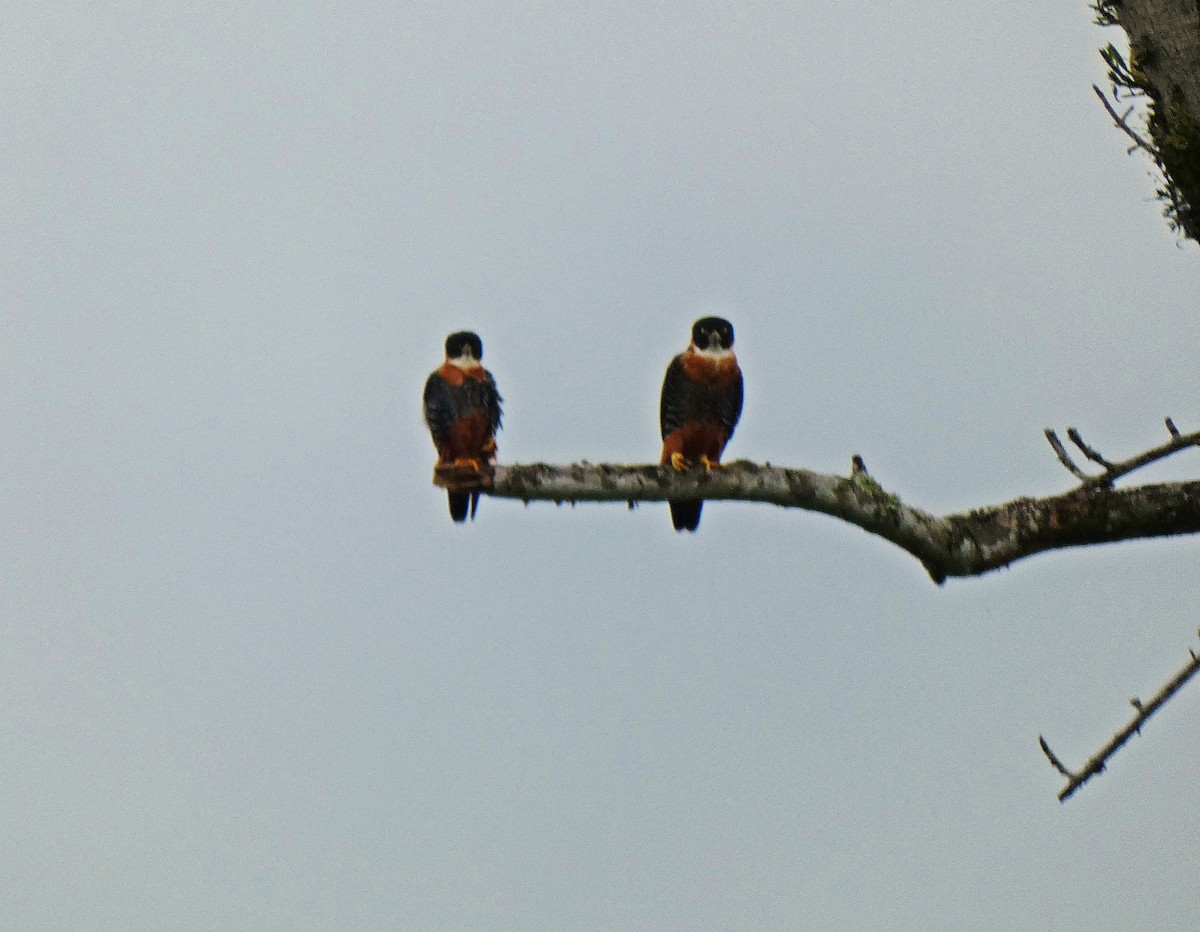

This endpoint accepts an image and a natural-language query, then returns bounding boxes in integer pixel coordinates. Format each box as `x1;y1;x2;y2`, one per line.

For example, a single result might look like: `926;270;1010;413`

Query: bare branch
1045;429;1090;481
1043;423;1200;488
1042;635;1200;801
486;460;1200;583
1086;426;1200;486
1067;428;1115;472
1038;735;1074;780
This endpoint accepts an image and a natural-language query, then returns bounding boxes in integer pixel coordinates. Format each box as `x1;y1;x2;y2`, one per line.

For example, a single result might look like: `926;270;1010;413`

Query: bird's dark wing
481;369;503;434
717;367;744;438
659;355;691;440
423;371;457;446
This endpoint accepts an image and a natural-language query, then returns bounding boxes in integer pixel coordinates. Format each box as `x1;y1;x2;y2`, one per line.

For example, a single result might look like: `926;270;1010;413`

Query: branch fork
1043;418;1200;488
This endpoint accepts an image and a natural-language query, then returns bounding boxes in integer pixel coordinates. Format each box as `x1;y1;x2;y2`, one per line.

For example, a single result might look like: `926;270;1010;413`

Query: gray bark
1115;0;1200;118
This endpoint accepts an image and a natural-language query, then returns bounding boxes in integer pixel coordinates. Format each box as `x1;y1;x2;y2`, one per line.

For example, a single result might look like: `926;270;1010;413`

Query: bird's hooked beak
705;330;723;351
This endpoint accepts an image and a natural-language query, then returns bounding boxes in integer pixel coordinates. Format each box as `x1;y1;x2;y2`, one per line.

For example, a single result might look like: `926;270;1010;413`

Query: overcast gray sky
4;3;1200;929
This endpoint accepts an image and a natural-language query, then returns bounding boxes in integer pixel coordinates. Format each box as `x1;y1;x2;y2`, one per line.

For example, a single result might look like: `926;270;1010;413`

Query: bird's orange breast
680;350;740;387
437;361;488;387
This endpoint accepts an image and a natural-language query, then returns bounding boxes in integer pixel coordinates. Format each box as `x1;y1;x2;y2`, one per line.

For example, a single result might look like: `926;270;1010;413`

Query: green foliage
1092;0;1121;28
1147;91;1200;240
1100;43;1143;92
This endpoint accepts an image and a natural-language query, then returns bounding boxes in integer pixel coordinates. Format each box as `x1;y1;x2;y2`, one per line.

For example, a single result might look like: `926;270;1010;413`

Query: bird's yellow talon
669;452;689;472
700;455;720;472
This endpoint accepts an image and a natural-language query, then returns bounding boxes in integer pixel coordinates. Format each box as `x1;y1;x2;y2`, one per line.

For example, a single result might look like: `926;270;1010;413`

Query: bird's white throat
691;345;735;360
447;353;482;369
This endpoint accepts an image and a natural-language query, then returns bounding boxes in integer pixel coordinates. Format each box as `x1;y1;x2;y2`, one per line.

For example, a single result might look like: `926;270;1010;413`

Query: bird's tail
448;491;474;523
669;500;702;532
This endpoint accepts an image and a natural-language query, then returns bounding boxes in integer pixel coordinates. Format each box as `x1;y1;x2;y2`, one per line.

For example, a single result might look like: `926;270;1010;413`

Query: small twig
1043;634;1200;801
1067;428;1114;471
1044;429;1090;481
1166;417;1180;439
1093;83;1157;157
1038;735;1074;779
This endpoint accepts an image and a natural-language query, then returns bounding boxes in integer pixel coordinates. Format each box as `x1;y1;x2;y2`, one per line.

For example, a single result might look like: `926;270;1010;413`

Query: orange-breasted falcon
423;331;503;522
659;316;743;532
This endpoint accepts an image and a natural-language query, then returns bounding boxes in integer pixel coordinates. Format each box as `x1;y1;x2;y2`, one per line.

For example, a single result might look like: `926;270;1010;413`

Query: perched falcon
423;331;503;522
659;316;744;532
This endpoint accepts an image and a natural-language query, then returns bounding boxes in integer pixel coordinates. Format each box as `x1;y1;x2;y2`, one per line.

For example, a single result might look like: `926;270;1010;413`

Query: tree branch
1045;420;1200;488
443;426;1200;583
1039;633;1200;801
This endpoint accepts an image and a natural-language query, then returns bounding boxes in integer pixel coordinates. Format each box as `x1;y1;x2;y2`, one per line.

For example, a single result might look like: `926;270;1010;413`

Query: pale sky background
4;3;1200;930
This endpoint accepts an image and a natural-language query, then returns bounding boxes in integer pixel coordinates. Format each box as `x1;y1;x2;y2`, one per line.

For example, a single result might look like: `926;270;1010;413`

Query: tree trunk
1108;0;1200;238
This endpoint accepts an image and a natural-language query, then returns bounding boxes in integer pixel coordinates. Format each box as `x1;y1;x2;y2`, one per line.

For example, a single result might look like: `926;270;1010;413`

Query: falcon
423;331;503;522
659;316;744;532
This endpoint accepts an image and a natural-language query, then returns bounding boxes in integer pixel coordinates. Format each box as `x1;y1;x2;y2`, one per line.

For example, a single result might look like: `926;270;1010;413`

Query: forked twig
1045;420;1200;488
